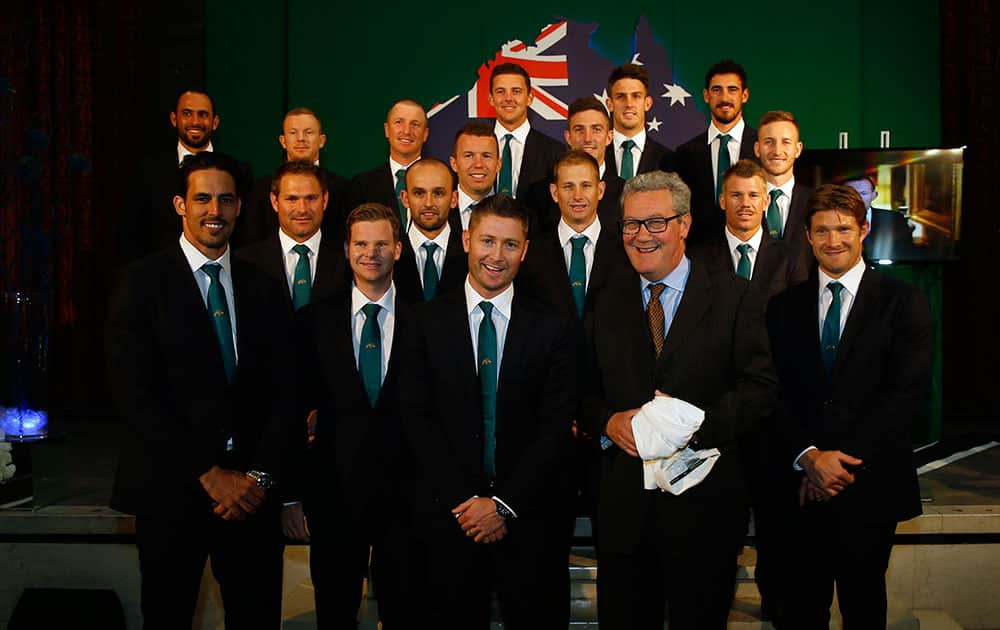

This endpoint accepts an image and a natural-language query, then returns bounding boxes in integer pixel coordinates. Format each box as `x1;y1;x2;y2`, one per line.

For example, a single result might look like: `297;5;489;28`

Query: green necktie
201;263;236;383
291;243;311;310
394;168;408;227
478;301;498;479
821;281;843;373
716;134;731;200
767;188;784;239
421;242;440;301
498;134;514;196
359;303;382;406
568;235;588;318
620;139;636;180
736;243;752;280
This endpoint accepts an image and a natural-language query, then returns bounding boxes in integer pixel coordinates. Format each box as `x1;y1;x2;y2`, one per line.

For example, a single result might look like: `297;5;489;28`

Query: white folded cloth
630;395;720;494
0;433;15;482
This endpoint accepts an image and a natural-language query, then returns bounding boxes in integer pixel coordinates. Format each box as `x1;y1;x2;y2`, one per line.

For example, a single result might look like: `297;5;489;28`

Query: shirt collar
408;220;451;253
640;254;691;294
458;187;484;212
179;233;231;276
177;141;213;165
277;227;323;256
725;224;763;252
614;128;646;152
557;215;602;249
818;257;866;299
766;176;796;198
465;275;514;321
351;281;396;317
494;118;531;145
389;156;420;175
707;118;745;144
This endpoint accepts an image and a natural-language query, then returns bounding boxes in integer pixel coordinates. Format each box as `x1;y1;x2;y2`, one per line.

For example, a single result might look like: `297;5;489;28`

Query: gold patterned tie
647;283;666;356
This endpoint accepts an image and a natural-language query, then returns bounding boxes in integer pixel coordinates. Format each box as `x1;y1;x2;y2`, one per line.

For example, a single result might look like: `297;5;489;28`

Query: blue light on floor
0;406;48;439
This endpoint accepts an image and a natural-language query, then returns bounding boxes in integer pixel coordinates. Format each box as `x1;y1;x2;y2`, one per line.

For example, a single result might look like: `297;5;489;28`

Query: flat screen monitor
795;147;964;263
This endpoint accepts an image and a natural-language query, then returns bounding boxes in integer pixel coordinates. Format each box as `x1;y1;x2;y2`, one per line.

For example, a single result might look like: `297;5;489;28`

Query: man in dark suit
605;63;674;178
674;59;757;247
528;97;625;235
396;158;467;302
120;89;254;263
688;159;806;302
580;170;778;629
294;202;414;628
345;99;428;229
239;108;350;246
237;161;348;321
755;110;814;273
400;194;575;629
766;184;932;629
106;152;293;629
488;62;564;200
450;120;501;231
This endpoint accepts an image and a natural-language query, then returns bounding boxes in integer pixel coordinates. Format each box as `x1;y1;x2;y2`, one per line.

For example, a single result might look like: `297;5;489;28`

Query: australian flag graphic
424;16;707;159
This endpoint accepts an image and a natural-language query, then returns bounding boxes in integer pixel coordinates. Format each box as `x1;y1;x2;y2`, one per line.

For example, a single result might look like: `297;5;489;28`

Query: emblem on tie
365;342;377;350
297;279;307;285
572;281;583;287
482;358;493;366
213;310;225;317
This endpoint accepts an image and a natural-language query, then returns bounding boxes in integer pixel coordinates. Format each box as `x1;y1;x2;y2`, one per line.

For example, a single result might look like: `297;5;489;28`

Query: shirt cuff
492;496;518;519
793;446;818;470
282;501;301;507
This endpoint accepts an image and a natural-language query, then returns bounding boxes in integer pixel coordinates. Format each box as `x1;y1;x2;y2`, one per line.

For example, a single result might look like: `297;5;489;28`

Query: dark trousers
135;506;283;630
422;515;569;630
597;497;742;630
781;503;897;630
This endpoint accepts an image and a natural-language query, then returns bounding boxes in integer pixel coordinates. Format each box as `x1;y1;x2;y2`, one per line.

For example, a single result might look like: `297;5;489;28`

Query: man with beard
395;158;468;302
675;60;758;246
119;89;254;263
450;121;502;231
605;63;674;178
754;110;814;273
345;99;429;230
239;108;350;246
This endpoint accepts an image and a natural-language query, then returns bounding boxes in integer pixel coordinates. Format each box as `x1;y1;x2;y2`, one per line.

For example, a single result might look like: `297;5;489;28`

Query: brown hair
806;184;868;229
344;202;402;243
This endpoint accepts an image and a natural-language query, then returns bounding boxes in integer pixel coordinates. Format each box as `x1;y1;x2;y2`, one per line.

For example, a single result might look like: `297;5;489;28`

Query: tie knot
770;188;783;202
570;235;588;251
395;168;406;182
828;281;843;298
718;134;731;145
737;243;751;255
201;263;222;280
648;282;666;300
503;133;513;142
422;241;439;255
622;139;636;151
292;243;310;256
479;301;494;319
362;302;381;319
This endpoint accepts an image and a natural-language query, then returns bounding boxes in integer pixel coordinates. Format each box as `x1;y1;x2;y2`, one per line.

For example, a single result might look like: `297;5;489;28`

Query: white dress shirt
177;141;214;165
457;188;482;231
494;119;530;196
408;222;451;289
464;278;514;382
612;128;646;177
765;176;796;235
557;216;602;288
277;228;322;298
640;255;691;340
350;282;396;385
724;225;763;278
178;235;238;362
707;118;745;190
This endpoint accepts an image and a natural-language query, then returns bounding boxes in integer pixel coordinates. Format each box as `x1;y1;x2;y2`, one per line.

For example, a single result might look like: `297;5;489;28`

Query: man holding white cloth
581;170;778;629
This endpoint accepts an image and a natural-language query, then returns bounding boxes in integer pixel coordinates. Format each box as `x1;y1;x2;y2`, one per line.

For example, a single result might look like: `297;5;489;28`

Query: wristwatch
494;501;515;521
246;470;275;491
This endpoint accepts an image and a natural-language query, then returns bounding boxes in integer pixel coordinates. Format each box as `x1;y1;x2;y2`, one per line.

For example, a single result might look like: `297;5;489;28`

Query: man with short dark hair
401;194;575;628
240;108;350;245
450;121;502;230
107;151;293;629
605;63;674;178
581;170;778;629
488;62;564;200
395;158;468;302
675;60;758;246
766;184;932;629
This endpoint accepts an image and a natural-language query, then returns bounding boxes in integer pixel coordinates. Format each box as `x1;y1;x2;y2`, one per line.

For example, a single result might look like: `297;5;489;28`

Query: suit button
823;399;833;406
474;433;481;439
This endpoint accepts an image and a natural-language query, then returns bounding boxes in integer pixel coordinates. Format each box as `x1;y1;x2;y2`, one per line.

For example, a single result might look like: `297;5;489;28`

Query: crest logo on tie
365;342;377;350
297;279;308;285
214;310;225;317
572;281;583;287
482;358;493;366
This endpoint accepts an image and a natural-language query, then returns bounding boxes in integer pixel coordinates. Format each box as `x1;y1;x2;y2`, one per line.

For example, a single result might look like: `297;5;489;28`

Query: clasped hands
605;390;673;458
452;497;507;544
797;449;864;505
199;465;266;521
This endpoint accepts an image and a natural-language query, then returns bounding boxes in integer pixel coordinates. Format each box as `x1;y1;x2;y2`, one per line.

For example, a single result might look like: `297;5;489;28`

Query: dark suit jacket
775;181;815;275
238;167;350;247
513;128;565;200
400;288;575;532
344;161;401;218
674;124;758;247
394;214;467;304
235;232;349;318
766;268;931;523
688;229;808;303
106;244;295;518
605;136;675;177
580;260;778;553
295;291;413;522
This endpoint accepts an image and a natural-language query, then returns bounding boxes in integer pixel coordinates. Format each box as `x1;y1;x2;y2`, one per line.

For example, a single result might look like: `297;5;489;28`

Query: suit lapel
312;237;346;303
833;269;876;377
497;295;530;400
659;261;712;364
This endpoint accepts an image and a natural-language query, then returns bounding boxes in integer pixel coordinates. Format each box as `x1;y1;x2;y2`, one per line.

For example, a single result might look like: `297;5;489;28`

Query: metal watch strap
246;469;275;491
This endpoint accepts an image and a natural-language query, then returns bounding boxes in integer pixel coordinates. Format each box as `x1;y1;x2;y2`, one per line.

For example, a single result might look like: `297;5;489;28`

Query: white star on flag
647;117;662;132
593;89;610;112
661;83;691;107
630;53;643;65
